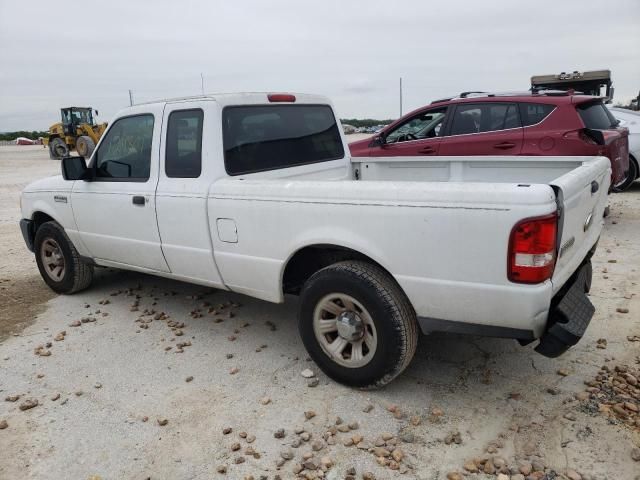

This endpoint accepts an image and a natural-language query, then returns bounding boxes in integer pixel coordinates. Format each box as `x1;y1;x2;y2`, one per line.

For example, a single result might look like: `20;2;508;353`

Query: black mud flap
535;262;594;358
19;219;35;252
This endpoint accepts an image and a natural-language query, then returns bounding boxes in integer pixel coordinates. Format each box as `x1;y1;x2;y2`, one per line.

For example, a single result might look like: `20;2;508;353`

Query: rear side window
449;103;520;135
165;109;203;178
519;103;555;126
223;105;344;175
577;101;618;129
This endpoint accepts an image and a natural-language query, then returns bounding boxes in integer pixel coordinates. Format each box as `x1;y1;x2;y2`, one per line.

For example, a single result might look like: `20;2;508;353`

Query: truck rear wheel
34;221;93;294
48;138;68;159
298;261;418;388
76;136;96;158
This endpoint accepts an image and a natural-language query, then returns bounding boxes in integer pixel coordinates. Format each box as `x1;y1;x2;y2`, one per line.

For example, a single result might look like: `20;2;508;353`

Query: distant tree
0;130;48;141
340;118;395;128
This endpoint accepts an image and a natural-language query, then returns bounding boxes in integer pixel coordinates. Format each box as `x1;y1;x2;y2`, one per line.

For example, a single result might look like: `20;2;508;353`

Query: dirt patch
0;274;54;342
0;146;59;342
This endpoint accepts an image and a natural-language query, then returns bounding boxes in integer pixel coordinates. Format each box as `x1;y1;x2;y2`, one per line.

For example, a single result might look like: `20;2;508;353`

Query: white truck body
20;93;610;386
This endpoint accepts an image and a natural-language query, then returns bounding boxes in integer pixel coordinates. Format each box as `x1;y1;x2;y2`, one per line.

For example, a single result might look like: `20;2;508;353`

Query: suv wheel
613;156;638;192
298;261;418;388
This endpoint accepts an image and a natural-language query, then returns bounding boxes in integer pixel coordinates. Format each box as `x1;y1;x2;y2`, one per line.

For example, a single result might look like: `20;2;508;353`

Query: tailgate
550;156;610;293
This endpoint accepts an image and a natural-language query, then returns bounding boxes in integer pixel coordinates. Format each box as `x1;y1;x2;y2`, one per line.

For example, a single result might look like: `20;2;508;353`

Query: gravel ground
0;145;639;480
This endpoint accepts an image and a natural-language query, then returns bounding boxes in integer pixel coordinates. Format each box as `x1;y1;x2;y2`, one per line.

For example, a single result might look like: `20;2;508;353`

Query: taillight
508;213;558;284
579;129;600;145
268;93;296;103
563;129;602;146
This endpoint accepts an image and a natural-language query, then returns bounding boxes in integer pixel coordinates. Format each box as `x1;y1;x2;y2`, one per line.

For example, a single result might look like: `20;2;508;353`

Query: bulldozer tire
76;136;96;158
49;137;68;160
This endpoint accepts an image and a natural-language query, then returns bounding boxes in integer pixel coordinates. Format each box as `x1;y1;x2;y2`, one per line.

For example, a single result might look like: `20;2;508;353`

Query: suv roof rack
459;91;486;98
431;91;490;104
430;96;453;104
428;88;586;106
530;87;580;96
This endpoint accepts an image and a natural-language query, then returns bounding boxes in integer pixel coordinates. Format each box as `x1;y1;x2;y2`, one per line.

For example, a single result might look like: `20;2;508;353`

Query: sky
0;0;639;131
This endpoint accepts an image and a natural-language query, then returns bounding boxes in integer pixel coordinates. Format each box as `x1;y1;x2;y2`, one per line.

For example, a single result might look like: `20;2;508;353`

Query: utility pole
399;77;403;117
200;73;205;95
128;90;134;106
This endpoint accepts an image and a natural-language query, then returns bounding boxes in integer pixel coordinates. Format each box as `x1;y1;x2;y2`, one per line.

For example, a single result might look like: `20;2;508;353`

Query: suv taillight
579;129;600;145
563;128;604;146
508;213;557;284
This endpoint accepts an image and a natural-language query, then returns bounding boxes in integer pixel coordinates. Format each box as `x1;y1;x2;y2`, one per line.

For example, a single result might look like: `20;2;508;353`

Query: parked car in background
608;106;639;190
349;91;631;191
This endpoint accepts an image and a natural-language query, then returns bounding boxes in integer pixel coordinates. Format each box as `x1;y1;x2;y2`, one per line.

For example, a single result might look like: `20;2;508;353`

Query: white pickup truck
20;93;610;388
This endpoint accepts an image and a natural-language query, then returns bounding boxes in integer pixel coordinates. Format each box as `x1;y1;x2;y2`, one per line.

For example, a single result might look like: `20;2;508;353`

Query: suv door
439;102;523;155
374;107;448;156
70;108;170;271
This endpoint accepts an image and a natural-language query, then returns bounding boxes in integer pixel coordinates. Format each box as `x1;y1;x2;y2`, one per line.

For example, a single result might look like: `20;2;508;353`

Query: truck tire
48;137;68;159
34;221;93;294
298;260;418;388
613;155;638;192
76;136;96;158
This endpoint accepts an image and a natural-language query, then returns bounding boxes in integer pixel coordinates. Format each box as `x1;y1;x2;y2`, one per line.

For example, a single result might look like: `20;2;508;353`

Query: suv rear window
519;103;555;126
577;101;618;129
223;105;344;175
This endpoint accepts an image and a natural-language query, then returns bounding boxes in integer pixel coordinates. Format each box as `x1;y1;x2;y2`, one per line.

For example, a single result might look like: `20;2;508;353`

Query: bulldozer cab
61;107;95;135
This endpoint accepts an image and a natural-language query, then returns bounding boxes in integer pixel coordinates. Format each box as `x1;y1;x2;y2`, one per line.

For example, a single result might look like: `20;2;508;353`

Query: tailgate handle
591;181;599;194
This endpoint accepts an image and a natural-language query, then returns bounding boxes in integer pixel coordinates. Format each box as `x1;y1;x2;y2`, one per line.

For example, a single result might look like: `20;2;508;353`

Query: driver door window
376;108;447;157
385;108;447;144
94;114;154;181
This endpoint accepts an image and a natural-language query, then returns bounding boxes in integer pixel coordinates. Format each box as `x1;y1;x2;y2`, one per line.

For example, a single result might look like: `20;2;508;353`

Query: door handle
494;142;516;149
418;146;436;154
132;196;146;206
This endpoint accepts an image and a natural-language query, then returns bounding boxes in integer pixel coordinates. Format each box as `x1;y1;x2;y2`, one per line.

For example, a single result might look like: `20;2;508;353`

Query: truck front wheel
34;221;93;294
298;261;418;388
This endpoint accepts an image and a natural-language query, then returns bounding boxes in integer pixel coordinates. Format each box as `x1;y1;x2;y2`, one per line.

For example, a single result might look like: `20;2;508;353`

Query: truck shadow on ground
86;266;549;404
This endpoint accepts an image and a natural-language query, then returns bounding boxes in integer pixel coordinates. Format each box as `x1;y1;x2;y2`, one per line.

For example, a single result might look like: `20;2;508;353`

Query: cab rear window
223;105;344;175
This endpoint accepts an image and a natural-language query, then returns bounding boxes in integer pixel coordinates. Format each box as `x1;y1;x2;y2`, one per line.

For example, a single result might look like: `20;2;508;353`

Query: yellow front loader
44;107;107;159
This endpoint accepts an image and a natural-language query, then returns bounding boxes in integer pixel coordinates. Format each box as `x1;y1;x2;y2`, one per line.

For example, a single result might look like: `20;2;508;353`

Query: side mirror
371;135;386;147
61;156;91;181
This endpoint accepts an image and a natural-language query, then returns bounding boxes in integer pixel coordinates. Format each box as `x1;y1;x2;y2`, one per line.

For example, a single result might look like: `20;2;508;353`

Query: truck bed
352;155;596;184
209;156;610;337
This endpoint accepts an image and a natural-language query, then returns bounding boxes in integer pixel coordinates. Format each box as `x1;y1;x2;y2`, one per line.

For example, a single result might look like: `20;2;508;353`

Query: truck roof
134;92;331;107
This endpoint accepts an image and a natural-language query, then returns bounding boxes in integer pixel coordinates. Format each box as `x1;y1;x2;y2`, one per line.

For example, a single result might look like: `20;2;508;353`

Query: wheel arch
282;243;399;297
32;211;56;231
24;211;56;246
630;153;639;179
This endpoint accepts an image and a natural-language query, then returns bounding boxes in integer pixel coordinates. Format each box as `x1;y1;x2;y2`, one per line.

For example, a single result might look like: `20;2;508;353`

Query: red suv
349;91;630;190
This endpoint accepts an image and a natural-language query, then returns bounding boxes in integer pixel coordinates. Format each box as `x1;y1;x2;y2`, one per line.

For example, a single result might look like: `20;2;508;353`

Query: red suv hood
349;137;374;157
